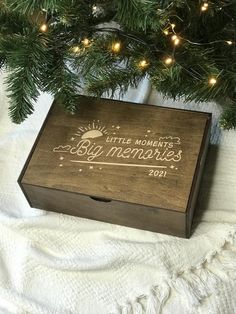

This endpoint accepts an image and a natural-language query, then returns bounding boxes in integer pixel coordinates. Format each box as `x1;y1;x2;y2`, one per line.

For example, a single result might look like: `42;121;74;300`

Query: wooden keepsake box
18;96;211;238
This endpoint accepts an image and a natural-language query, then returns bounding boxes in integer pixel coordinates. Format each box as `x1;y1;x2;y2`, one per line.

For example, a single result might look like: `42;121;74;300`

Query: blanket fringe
122;303;132;314
220;249;236;271
133;299;143;314
195;264;220;296
146;289;160;314
111;230;236;314
182;269;210;298
155;281;170;310
171;275;201;306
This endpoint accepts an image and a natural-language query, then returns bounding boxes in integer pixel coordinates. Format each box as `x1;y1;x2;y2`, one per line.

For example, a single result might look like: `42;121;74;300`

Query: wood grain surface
19;96;211;237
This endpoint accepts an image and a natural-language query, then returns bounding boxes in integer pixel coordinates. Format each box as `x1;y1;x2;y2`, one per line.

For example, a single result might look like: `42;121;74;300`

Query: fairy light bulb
226;40;233;45
163;29;169;35
209;77;217;85
82;38;90;47
164;57;174;65
72;46;80;53
201;3;209;11
138;59;149;69
174;38;180;45
171;24;176;29
92;5;97;13
111;42;121;53
171;35;180;46
40;23;47;32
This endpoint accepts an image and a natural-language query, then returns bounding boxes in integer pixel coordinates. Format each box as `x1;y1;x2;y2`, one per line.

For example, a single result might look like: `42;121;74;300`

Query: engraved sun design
75;120;108;139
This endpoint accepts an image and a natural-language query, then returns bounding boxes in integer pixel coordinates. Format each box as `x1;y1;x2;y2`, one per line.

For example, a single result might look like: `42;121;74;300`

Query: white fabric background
0;71;236;314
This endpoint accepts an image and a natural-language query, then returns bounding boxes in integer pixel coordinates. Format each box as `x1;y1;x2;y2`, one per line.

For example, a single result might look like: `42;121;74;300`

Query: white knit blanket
0;72;236;314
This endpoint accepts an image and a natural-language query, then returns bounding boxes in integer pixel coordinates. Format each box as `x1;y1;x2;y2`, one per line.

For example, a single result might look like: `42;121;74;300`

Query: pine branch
86;66;144;97
6;68;39;123
0;54;5;70
1;29;48;123
4;0;58;14
114;0;168;32
1;0;236;128
40;50;81;113
220;103;236;130
0;9;33;35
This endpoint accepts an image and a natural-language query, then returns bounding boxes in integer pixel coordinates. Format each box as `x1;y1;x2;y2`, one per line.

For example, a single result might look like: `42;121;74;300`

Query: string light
226;40;233;45
92;5;97;13
174;38;180;45
138;59;149;69
209;77;217;85
40;23;47;32
163;23;175;36
72;46;80;53
111;42;121;53
82;38;90;47
201;3;209;11
164;57;174;65
171;35;180;46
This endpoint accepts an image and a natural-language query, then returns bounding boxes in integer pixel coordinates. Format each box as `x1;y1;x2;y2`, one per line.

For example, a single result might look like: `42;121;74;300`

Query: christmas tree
0;0;236;129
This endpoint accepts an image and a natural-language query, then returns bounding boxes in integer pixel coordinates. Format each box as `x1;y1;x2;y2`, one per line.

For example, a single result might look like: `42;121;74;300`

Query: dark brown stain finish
18;96;211;238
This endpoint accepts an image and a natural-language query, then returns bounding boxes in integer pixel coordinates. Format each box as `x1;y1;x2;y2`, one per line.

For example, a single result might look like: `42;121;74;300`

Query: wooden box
18;96;211;238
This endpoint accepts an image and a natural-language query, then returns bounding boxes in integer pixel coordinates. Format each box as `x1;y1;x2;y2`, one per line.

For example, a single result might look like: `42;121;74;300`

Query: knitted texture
0;73;236;314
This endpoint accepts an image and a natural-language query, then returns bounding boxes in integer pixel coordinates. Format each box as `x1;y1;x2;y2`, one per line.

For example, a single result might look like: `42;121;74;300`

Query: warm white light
174;38;180;46
163;29;169;35
226;40;233;45
112;42;121;53
40;24;47;32
138;60;149;69
82;38;90;47
164;57;174;65
92;5;97;13
201;3;208;11
171;35;180;45
171;24;176;29
209;77;217;85
72;46;80;53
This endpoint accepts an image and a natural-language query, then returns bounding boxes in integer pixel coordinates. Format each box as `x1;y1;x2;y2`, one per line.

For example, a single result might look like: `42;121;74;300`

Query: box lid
20;96;211;213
